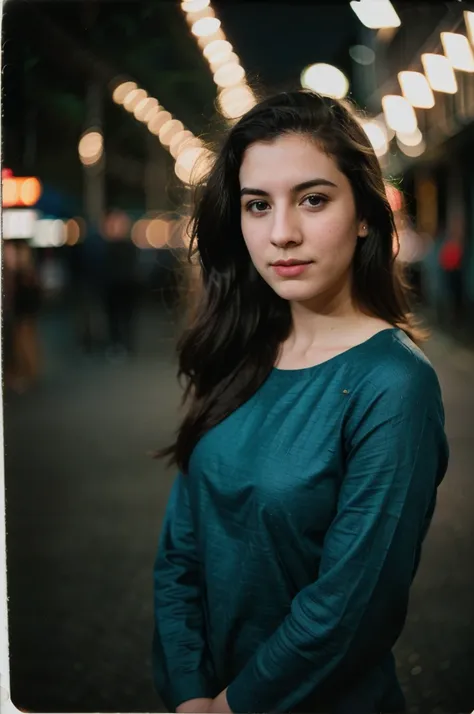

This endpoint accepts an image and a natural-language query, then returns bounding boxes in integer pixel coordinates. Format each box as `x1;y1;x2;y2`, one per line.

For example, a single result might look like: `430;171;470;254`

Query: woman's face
239;133;368;307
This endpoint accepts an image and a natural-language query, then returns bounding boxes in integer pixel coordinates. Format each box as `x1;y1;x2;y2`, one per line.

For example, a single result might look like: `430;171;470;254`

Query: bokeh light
218;84;255;119
382;95;418;134
181;0;210;11
191;17;221;38
112;81;137;104
146;219;170;248
159;119;185;147
361;120;389;157
123;88;148;112
213;62;245;88
301;63;349;99
78;131;104;166
175;146;214;185
148;111;172;136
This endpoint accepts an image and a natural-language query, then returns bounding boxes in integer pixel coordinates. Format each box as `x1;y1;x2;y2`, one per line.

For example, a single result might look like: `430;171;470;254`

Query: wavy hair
155;90;423;474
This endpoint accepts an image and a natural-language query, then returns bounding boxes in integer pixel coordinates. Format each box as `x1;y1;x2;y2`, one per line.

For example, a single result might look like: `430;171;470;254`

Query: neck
287;285;368;351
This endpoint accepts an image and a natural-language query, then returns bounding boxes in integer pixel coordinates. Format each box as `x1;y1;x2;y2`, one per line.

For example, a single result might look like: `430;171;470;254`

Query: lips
272;262;311;277
272;260;312;266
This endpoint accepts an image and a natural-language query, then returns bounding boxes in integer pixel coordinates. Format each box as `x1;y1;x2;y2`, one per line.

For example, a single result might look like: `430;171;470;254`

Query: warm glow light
146;106;163;125
112;81;137;104
464;11;474;47
131;219;150;249
197;28;225;49
218;84;256;119
361;120;388;157
2;177;43;208
213;62;245;88
66;219;81;246
103;211;132;240
396;128;423;146
134;97;159;122
159;119;185;146
175;146;214;185
397;137;426;158
350;0;401;29
203;39;233;62
301;63;349;99
146;219;170;248
382;95;418;134
376;113;394;141
148;111;172;136
2;179;20;207
78;131;104;166
191;17;221;37
20;178;42;206
441;32;474;72
169;130;196;158
210;52;239;72
123;88;148;111
382;94;418;134
175;136;203;159
398;71;435;109
422;54;458;94
182;0;210;11
185;6;215;26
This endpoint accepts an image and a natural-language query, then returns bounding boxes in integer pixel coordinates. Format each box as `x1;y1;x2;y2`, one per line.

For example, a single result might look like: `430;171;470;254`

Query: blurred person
39;248;67;300
102;225;139;360
10;241;42;392
393;210;429;302
152;91;449;714
75;223;107;354
439;234;464;327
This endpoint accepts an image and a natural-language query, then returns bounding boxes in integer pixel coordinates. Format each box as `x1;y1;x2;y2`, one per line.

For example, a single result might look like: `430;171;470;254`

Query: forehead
239;133;342;189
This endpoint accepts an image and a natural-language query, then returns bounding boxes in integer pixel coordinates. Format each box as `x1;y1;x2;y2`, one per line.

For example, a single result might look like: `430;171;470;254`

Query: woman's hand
176;698;213;713
208;689;232;713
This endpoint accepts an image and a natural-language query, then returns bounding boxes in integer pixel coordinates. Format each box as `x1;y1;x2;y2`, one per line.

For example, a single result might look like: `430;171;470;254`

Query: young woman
152;90;449;714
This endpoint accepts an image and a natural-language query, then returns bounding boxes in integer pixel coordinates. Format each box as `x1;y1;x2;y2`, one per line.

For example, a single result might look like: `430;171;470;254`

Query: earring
360;224;368;237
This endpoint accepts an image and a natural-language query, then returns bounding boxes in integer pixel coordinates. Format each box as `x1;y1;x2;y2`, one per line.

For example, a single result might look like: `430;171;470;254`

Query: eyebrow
240;178;338;197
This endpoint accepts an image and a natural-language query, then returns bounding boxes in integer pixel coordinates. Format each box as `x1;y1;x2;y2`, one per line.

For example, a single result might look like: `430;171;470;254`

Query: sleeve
152;472;218;711
226;370;449;713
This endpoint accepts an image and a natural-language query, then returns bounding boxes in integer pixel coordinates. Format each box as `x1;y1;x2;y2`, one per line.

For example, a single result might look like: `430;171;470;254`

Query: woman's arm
153;472;218;711
224;368;449;713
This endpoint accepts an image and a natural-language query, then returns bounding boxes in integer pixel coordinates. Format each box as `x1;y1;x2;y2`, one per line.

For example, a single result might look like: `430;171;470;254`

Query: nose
270;205;303;248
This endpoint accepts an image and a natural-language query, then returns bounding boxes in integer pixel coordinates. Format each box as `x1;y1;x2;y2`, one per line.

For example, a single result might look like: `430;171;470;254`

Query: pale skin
240;132;393;365
176;692;229;713
175;133;392;714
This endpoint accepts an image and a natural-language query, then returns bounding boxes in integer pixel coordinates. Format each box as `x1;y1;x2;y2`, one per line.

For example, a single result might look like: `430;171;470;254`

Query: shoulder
353;328;440;392
344;328;445;427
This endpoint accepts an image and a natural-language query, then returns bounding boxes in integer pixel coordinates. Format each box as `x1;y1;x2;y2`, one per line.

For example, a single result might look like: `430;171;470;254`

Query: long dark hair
156;89;422;474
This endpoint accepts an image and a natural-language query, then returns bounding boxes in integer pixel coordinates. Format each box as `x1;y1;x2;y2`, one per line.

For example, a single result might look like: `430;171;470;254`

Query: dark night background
2;2;474;713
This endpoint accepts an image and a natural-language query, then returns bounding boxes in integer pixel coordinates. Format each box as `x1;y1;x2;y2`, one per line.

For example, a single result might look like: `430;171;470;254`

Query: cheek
308;211;358;252
241;219;265;261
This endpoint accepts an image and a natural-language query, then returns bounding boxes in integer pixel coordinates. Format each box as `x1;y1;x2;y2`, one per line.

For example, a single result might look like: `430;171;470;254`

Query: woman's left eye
302;194;326;208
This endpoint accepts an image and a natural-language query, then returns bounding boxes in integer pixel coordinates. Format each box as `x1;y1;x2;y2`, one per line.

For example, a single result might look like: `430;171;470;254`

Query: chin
272;283;324;302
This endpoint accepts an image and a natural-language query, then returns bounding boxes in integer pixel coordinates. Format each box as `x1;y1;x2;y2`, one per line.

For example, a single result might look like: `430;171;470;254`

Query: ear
358;219;369;238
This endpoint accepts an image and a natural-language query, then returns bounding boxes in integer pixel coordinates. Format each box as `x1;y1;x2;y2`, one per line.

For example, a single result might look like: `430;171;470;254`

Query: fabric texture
153;328;449;713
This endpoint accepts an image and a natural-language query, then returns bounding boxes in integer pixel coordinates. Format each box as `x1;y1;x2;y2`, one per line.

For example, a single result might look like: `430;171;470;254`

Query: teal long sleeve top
153;328;449;713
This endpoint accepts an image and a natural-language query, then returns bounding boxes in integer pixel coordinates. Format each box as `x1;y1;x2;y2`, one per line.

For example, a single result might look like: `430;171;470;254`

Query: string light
180;1;256;121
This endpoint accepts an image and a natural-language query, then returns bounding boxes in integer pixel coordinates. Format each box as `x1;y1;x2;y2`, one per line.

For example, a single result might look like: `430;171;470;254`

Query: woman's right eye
246;200;270;214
